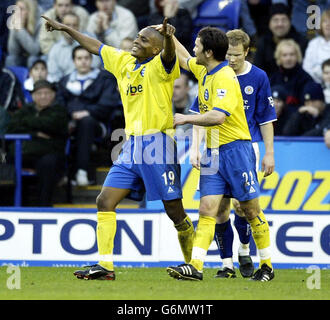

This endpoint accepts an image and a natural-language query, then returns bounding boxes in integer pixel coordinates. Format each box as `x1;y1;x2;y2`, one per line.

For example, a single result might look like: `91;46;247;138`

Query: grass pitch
0;267;329;300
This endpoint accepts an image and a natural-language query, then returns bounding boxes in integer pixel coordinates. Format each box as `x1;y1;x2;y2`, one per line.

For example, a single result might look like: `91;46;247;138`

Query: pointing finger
163;17;168;29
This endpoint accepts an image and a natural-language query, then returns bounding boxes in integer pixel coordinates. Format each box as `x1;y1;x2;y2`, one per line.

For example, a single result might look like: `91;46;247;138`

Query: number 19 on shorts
162;171;175;185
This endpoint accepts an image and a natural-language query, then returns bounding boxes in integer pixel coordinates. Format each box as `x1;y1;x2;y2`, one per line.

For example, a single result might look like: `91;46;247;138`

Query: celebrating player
162;26;274;281
42;15;194;280
212;29;276;279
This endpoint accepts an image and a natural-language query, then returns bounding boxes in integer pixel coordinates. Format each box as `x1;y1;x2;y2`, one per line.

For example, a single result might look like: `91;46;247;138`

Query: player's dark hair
197;27;228;61
72;45;92;60
322;58;330;71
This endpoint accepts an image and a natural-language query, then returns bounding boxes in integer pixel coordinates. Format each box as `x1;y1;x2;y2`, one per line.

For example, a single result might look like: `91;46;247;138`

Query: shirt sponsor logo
268;96;275;107
126;84;143;96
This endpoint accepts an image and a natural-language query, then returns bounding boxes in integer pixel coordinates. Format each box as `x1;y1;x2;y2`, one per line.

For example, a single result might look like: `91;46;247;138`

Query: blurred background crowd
0;0;330;206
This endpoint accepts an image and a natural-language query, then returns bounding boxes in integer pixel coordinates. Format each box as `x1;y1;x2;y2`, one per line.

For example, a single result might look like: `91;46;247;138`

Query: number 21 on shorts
242;170;255;186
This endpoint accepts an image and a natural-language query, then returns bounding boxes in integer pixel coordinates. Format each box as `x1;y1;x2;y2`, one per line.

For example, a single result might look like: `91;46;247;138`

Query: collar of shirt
202;60;228;85
133;56;154;71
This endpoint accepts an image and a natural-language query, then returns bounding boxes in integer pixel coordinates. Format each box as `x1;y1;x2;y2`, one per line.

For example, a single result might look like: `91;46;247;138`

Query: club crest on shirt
244;85;254;95
216;89;227;99
140;67;146;77
204;89;209;100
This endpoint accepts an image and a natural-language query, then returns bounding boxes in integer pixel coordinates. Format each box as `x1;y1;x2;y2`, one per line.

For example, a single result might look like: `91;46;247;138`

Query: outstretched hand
152;17;176;37
41;15;63;32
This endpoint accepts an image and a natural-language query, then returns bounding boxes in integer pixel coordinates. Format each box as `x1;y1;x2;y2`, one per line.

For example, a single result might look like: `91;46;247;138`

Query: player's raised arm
41;15;102;55
172;35;192;71
160;17;176;65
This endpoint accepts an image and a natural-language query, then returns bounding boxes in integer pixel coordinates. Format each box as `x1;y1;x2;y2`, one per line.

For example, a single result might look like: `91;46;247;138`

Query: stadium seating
7;65;32;103
193;0;241;40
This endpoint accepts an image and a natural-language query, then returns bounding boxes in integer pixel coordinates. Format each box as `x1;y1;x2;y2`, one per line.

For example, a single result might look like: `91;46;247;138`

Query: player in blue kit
190;29;277;279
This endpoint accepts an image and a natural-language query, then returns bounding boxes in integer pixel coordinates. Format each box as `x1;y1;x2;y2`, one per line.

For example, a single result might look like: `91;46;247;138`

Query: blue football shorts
103;132;182;201
199;140;260;201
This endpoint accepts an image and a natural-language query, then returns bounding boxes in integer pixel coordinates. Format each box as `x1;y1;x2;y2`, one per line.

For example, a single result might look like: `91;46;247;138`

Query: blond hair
274;39;302;66
226;29;250;51
17;0;38;35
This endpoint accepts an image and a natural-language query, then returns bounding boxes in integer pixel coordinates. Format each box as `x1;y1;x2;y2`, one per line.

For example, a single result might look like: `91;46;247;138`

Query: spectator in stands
5;0;41;68
172;72;193;133
86;0;137;49
47;12;99;82
254;3;308;76
6;79;69;206
282;82;327;136
56;46;122;186
247;0;272;37
239;0;257;39
37;0;55;13
24;59;49;91
117;0;150;29
39;0;89;55
322;58;330;104
303;9;330;84
23;59;49;103
279;0;330;38
270;39;316;116
150;0;203;19
271;85;291;136
73;0;97;13
149;0;193;53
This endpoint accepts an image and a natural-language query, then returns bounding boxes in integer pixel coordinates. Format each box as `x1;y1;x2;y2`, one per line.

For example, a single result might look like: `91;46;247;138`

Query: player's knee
240;205;259;220
96;191;114;212
199;201;217;217
232;199;245;217
163;199;185;224
216;201;230;223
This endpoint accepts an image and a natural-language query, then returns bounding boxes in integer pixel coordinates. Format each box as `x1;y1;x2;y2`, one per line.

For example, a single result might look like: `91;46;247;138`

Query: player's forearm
260;122;274;154
61;25;102;55
173;35;191;71
191;125;205;150
162;35;176;64
185;111;225;127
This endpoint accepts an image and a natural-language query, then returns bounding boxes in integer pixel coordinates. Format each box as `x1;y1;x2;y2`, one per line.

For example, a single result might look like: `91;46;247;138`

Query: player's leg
140;132;195;264
239;198;274;281
95;186;131;270
74;136;141;280
163;198;194;264
233;142;259;265
74;186;130;280
167;194;223;281
214;197;236;278
231;199;254;277
221;140;273;281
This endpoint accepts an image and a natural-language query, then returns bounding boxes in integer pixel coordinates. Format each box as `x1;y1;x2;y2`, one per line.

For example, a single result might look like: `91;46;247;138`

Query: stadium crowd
1;0;330;206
